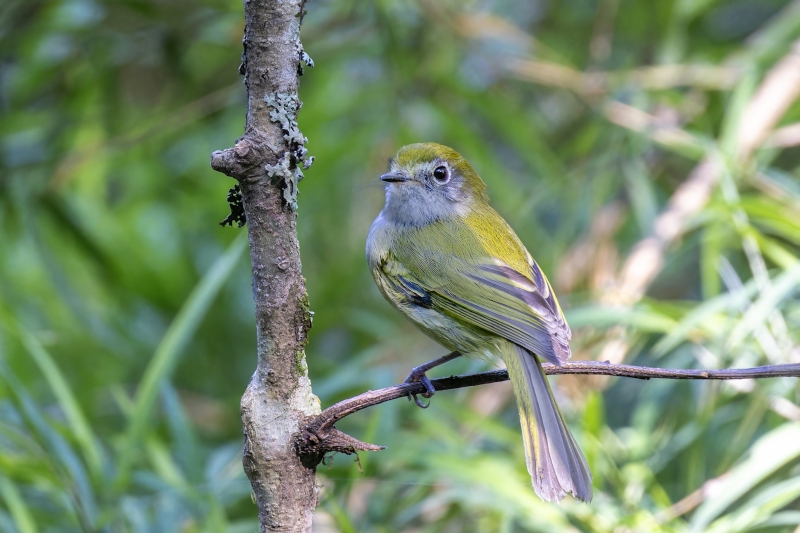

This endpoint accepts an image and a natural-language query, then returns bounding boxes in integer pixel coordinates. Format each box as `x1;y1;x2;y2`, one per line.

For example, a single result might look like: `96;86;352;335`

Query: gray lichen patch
264;92;315;210
299;48;314;76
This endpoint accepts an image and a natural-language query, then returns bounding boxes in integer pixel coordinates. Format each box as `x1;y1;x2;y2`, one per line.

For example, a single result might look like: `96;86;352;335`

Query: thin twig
308;361;800;435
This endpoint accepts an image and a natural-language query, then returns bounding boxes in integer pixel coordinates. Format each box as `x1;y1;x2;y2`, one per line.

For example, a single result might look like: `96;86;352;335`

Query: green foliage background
2;0;800;531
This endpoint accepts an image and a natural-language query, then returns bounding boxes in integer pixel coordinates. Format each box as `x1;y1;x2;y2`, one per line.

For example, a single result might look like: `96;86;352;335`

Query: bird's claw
405;370;436;409
408;394;430;408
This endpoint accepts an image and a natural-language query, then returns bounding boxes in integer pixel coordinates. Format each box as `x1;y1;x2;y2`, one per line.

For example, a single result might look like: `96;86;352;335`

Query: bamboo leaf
690;423;800;531
0;362;98;526
726;262;800;349
118;233;247;484
705;476;800;533
653;279;759;356
566;306;678;333
0;320;104;477
0;478;38;533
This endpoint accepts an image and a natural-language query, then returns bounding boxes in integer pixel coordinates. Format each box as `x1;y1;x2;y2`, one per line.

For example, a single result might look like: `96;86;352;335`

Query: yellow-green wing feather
390;206;572;364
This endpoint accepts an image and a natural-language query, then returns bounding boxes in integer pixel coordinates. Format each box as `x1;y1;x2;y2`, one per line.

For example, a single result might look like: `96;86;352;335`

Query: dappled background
2;0;800;531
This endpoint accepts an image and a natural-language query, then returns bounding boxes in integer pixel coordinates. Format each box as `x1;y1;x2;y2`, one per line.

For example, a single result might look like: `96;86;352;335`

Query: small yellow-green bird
366;143;592;502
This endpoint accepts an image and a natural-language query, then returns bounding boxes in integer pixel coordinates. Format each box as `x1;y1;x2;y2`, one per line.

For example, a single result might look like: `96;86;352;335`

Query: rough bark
210;0;320;530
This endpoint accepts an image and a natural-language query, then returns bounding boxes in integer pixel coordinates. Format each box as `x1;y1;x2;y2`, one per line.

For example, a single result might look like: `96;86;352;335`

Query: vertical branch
210;0;320;531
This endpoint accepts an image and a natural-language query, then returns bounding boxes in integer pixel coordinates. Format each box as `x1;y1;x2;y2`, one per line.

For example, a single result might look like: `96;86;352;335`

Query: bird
366;142;592;503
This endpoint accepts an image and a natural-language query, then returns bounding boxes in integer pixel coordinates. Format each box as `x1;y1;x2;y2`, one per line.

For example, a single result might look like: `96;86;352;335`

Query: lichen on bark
264;92;314;210
209;0;322;530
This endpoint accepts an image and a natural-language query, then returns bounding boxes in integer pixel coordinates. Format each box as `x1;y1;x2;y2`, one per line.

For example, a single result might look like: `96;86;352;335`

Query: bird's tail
499;342;593;502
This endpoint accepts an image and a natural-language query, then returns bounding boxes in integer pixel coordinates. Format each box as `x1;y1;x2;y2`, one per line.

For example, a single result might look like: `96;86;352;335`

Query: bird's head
379;143;488;226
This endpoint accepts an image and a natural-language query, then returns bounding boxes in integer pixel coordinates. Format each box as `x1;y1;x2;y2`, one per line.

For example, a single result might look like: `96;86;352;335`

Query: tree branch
298;361;800;460
210;0;320;531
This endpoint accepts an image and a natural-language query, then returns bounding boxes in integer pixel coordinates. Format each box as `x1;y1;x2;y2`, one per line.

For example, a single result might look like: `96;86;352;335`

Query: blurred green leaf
566;306;678;333
0;477;37;533
119;233;247;484
705;476;800;533
0;317;103;477
726;261;800;349
653;279;759;356
690;423;800;531
0;362;98;527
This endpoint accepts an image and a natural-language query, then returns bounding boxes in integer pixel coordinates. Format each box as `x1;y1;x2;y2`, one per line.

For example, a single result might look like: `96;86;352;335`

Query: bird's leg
404;351;462;408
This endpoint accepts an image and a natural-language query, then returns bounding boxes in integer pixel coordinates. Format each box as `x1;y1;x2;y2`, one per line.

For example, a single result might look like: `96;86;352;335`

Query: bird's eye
432;166;449;184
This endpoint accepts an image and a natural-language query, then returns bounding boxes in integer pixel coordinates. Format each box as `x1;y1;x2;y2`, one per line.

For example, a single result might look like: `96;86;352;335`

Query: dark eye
432;166;449;183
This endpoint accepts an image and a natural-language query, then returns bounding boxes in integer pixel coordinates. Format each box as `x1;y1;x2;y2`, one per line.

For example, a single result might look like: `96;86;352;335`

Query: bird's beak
380;171;411;183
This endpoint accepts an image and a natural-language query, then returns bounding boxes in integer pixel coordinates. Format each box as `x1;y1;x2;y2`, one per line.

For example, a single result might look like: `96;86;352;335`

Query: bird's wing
426;257;572;365
377;211;572;365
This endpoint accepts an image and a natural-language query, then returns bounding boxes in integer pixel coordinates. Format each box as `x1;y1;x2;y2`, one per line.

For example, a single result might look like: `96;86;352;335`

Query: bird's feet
404;366;436;409
401;352;462;409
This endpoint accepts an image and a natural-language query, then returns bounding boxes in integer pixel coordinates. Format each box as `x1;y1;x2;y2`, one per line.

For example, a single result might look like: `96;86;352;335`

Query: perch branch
298;361;800;460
